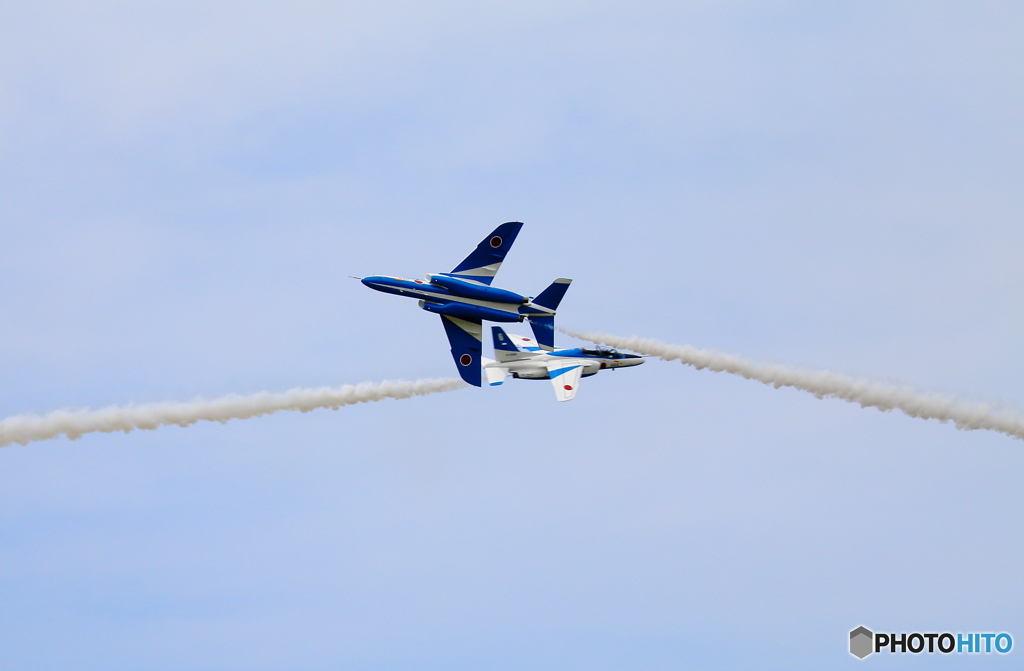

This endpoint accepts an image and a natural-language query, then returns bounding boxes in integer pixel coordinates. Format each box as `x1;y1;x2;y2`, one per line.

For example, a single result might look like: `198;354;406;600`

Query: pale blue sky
2;2;1023;669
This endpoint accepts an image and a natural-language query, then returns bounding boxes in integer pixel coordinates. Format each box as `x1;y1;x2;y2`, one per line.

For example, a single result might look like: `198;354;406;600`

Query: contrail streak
561;328;1024;440
0;378;468;448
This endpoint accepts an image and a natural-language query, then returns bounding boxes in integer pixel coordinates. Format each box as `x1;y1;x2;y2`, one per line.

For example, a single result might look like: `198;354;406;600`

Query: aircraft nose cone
622;354;645;366
361;276;387;289
361;275;405;296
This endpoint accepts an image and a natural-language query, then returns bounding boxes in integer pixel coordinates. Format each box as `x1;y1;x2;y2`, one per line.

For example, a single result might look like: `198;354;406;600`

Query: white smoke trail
561;328;1024;440
0;378;468;448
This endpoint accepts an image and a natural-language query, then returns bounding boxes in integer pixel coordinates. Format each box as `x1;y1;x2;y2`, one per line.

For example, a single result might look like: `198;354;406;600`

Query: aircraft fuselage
492;346;645;380
361;275;554;324
482;326;644;400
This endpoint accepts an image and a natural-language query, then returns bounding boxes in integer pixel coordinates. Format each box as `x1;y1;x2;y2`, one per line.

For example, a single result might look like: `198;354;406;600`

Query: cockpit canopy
581;346;622;359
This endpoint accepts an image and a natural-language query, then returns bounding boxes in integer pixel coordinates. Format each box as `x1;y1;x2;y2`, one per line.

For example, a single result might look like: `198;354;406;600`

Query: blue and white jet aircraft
361;222;571;387
482;327;644;401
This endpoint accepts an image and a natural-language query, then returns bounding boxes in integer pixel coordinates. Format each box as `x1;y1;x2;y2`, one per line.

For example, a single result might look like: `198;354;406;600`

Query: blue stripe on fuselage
548;348;632;360
549;348;588;357
362;276;522;318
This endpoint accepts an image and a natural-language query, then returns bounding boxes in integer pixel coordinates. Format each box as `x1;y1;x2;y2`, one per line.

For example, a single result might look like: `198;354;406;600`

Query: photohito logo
849;627;1012;659
850;627;873;659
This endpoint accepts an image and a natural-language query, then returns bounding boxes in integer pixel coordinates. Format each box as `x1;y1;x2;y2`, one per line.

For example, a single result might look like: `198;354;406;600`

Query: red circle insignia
459;354;473;366
490;236;502;248
564;385;573;390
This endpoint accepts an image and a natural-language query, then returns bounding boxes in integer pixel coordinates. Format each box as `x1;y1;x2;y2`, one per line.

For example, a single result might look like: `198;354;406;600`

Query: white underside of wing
546;360;584;402
481;357;509;386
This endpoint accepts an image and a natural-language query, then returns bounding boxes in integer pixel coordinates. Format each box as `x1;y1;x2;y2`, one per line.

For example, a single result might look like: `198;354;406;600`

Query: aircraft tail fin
493;327;524;360
532;278;572;311
492;326;542;361
526;279;571;351
528;316;555;351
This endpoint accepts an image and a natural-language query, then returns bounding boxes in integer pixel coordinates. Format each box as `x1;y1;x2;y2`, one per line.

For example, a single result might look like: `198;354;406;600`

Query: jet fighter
482;326;644;401
361;222;571;386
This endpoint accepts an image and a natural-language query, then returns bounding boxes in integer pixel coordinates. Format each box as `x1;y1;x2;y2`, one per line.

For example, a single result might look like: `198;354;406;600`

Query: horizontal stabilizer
481;357;509;386
532;278;572;311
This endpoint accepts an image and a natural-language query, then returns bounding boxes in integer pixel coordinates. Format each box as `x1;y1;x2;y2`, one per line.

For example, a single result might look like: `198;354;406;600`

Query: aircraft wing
480;357;509;386
546;360;585;402
448;222;523;285
440;315;483;386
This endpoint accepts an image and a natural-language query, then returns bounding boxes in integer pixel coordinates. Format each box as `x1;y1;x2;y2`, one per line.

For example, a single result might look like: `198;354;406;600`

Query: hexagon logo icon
850;626;874;659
